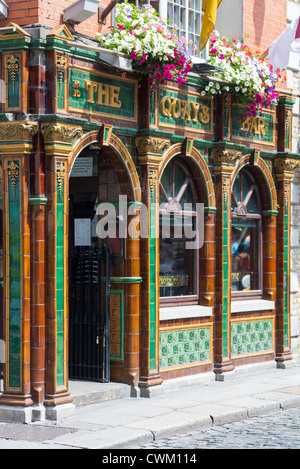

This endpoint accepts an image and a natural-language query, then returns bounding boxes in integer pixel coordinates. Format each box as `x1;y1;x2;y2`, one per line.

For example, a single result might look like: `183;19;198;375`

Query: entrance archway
67;132;141;384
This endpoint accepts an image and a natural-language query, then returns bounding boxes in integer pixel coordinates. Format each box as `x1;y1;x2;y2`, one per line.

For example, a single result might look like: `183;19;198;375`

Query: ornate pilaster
41;122;82;415
212;146;242;380
275;157;300;367
136;136;170;396
277;97;294;153
0;121;37;409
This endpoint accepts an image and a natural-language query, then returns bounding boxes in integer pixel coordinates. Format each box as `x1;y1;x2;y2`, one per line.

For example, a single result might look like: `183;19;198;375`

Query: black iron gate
69;244;111;382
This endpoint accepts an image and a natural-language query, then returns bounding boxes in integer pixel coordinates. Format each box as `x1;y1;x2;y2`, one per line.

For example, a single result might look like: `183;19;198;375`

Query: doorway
68;145;111;382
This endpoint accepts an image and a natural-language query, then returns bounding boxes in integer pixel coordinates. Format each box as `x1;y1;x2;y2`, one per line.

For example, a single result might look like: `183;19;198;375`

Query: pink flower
117;24;124;30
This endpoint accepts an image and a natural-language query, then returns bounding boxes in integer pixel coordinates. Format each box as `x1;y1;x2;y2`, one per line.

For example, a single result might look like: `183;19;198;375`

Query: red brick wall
243;0;287;87
0;0;112;37
243;0;287;53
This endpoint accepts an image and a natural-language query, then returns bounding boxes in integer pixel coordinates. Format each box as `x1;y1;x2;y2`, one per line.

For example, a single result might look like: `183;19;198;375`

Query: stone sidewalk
0;363;300;449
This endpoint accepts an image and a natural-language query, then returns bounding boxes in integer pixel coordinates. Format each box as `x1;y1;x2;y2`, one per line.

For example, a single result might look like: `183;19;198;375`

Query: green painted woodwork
104;276;142;284
231;319;274;356
8;161;21;388
159;327;211;369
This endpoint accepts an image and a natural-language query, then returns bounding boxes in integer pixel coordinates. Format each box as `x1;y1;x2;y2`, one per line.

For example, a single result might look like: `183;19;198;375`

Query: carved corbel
136;136;170;165
212;147;243;175
275;157;300;182
0;121;38;154
41;123;83;158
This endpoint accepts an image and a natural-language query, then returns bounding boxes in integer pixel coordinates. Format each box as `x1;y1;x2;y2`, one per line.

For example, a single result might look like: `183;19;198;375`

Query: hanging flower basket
204;32;281;119
97;2;192;87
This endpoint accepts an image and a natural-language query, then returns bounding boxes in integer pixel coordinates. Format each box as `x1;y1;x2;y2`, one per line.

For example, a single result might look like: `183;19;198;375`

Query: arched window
159;159;198;304
231;169;262;297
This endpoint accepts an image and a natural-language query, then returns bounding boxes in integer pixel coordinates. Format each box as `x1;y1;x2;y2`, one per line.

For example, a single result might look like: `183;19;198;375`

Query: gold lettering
97;83;110;106
257;117;265;136
181;101;191;121
73;79;81;98
110;86;121;108
171;98;182;119
85;79;97;104
241;117;251;132
160;96;172;117
241;116;265;135
84;80;122;108
250;118;257;134
190;102;200;122
199;104;210;124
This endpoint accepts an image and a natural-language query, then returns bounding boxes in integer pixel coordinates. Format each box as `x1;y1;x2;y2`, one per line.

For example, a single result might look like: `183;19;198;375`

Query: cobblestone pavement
135;406;300;449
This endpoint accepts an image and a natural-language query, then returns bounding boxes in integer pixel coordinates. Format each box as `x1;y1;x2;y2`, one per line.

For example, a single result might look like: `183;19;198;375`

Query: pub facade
0;1;299;422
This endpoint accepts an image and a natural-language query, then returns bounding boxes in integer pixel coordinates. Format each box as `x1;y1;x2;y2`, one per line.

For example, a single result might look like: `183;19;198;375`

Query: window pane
246;188;260;214
232;170;260;215
231;219;261;292
160;164;172;202
160;215;197;297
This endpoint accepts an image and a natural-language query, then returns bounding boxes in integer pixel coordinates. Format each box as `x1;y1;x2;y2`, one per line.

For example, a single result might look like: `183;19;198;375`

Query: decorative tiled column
275;157;300;368
212;146;242;380
29;129;47;416
41;122;82;418
124;218;142;394
0;122;37;414
136;136;170;396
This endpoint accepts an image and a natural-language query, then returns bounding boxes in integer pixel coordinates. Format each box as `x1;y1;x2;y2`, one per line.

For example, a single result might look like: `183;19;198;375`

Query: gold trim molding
0;22;31;41
47;24;75;42
57;161;66;199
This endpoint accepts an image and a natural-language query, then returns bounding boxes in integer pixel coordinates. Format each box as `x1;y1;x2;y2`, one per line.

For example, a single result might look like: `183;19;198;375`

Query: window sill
231;299;275;313
160;304;213;321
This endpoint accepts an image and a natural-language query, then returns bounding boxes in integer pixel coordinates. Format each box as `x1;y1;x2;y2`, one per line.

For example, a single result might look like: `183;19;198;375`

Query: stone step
69;380;131;407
